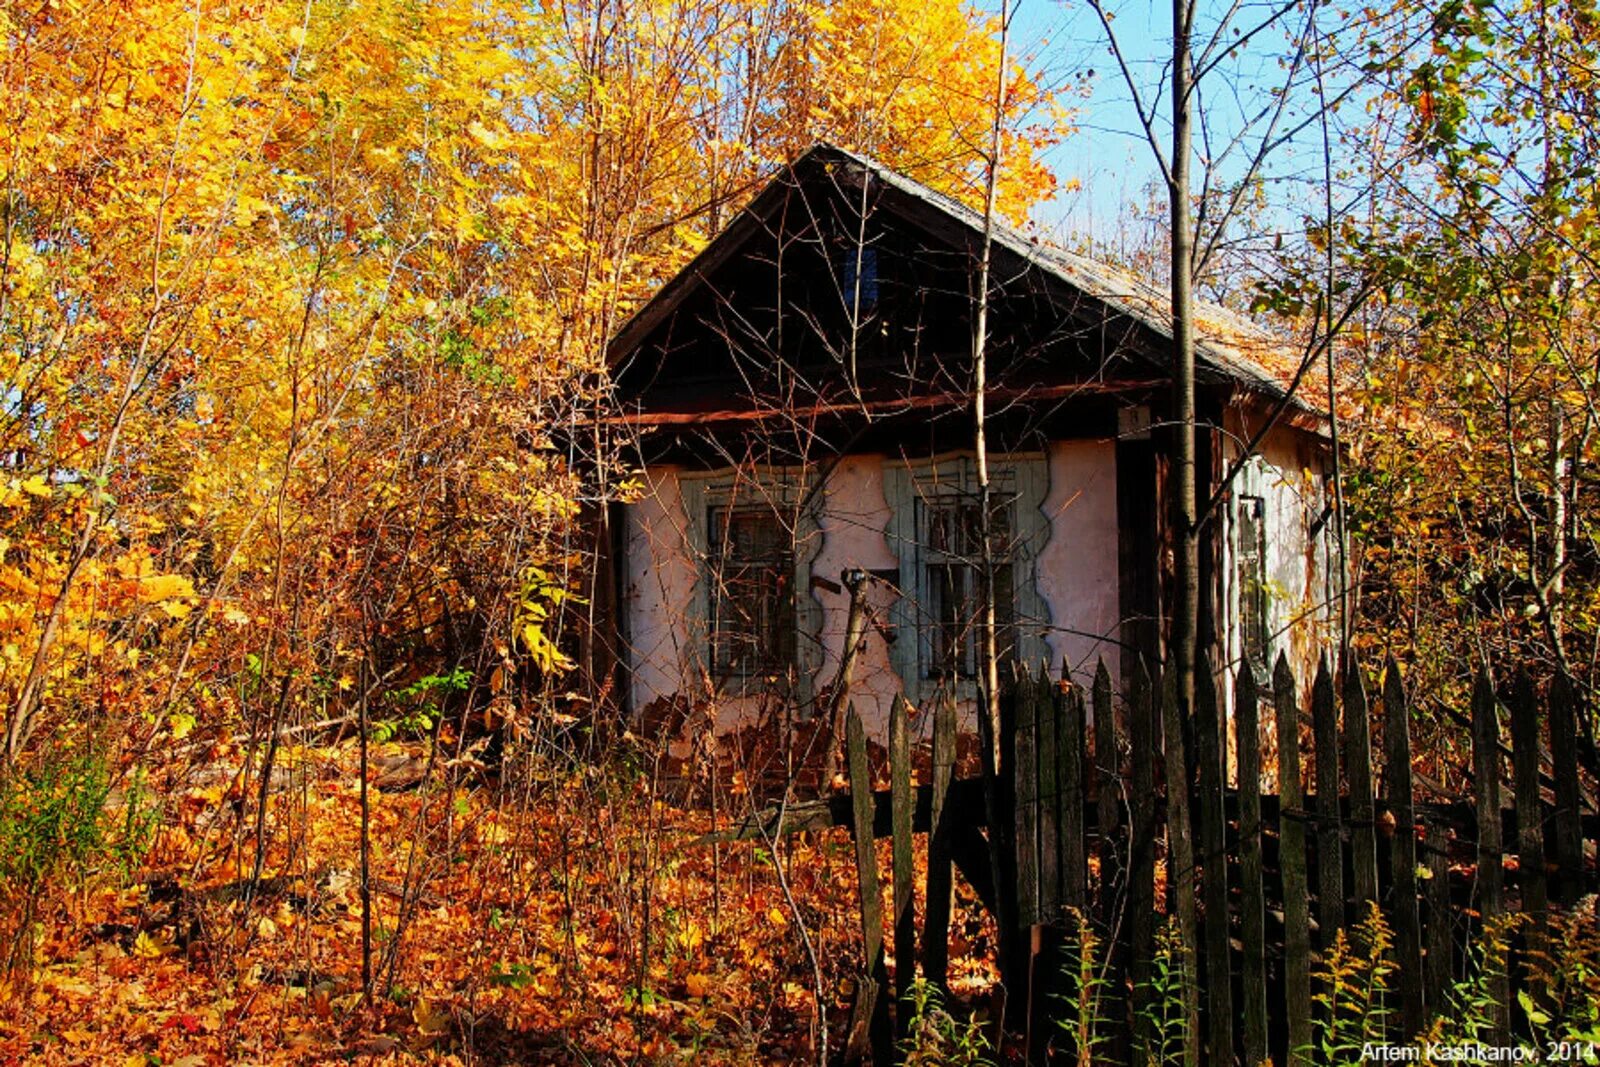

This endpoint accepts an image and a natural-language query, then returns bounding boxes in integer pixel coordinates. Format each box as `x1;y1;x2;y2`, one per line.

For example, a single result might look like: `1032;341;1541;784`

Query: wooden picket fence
777;653;1600;1065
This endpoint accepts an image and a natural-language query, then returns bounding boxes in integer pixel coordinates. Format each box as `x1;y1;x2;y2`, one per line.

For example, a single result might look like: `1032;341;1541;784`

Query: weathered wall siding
1261;426;1336;681
623;442;1127;737
1037;440;1122;685
1219;413;1336;693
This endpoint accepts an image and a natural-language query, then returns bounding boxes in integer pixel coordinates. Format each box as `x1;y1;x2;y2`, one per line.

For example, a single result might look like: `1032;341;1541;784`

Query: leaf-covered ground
0;734;999;1064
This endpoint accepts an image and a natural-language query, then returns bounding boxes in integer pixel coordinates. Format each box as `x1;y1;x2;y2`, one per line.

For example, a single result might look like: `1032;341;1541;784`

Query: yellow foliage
0;0;1062;809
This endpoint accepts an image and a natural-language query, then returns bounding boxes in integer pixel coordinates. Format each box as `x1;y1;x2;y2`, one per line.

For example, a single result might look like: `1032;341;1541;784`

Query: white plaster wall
1259;426;1336;682
623;444;1126;736
623;467;696;713
1219;419;1336;690
1037;440;1122;687
808;455;902;736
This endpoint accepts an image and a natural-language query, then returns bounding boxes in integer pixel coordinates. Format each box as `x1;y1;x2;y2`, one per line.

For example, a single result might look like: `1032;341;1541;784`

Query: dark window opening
708;505;795;679
920;496;1015;680
1238;494;1269;669
839;244;879;316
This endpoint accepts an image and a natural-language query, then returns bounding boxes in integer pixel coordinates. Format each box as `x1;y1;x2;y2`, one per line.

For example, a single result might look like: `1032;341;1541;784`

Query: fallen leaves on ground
0;735;999;1064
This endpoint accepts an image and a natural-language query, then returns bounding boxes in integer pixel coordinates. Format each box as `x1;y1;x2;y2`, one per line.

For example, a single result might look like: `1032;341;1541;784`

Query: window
920;495;1016;679
679;470;820;699
706;505;796;679
839;245;879;315
1238;493;1269;669
884;454;1050;702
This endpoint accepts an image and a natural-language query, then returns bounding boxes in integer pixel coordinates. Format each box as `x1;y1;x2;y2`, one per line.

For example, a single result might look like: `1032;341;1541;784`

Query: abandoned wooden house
596;143;1341;738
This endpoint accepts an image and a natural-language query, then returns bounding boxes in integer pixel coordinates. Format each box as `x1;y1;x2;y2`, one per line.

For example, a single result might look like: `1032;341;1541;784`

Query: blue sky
1009;0;1167;232
998;0;1341;245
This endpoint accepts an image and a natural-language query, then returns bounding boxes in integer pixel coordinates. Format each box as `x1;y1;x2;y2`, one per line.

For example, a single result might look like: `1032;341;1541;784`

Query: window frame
915;486;1019;682
679;468;822;700
705;503;798;680
884;452;1051;704
1232;454;1275;679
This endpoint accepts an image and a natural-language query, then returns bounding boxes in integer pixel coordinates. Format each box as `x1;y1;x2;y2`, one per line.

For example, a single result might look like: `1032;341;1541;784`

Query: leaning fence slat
1423;816;1453;1018
1470;670;1509;1044
1235;662;1267;1067
1344;657;1380;917
1160;665;1201;1067
1196;654;1235;1065
1060;677;1089;915
1549;673;1584;907
1510;670;1547;943
1014;668;1041;929
1383;657;1424;1039
1038;665;1062;919
1274;654;1313;1067
923;691;957;990
1128;661;1158;1060
889;694;916;1029
1092;657;1129;1064
846;704;892;1065
1094;659;1122;914
1312;656;1345;948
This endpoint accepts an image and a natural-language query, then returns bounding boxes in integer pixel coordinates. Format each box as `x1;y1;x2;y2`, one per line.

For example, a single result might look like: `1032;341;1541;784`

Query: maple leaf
131;931;175;959
413;997;452;1036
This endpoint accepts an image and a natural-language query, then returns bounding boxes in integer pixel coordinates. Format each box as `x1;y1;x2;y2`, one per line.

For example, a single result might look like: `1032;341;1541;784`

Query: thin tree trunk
973;0;1015;1008
1169;0;1199;723
1168;4;1203;1062
975;41;1007;774
359;655;374;999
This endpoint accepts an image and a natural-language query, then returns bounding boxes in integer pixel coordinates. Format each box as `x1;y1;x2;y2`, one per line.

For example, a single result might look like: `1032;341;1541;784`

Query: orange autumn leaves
4;737;931;1064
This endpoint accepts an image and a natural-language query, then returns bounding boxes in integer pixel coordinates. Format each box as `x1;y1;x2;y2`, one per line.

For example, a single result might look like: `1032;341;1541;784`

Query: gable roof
609;142;1327;420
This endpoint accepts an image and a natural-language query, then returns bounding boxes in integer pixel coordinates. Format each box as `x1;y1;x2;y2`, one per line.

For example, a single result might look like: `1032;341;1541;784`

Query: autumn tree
0;0;1061;1037
1323;0;1600;769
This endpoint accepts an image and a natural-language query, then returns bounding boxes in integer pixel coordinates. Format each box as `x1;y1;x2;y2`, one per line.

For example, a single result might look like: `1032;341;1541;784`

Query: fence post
1423;815;1454;1019
1383;657;1424;1039
1344;656;1379;920
1160;665;1201;1067
1092;657;1129;1064
1196;654;1235;1064
1312;657;1344;951
923;690;957;991
1549;673;1584;907
845;704;892;1065
1014;665;1041;930
1235;662;1267;1067
889;693;916;1034
1094;658;1122;917
1128;660;1158;1060
1274;653;1313;1067
1510;670;1547;955
1470;669;1509;1044
1059;674;1088;916
1038;666;1062;920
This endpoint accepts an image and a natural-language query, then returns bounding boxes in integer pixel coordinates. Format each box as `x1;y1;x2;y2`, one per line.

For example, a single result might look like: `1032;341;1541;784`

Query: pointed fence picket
747;651;1600;1065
